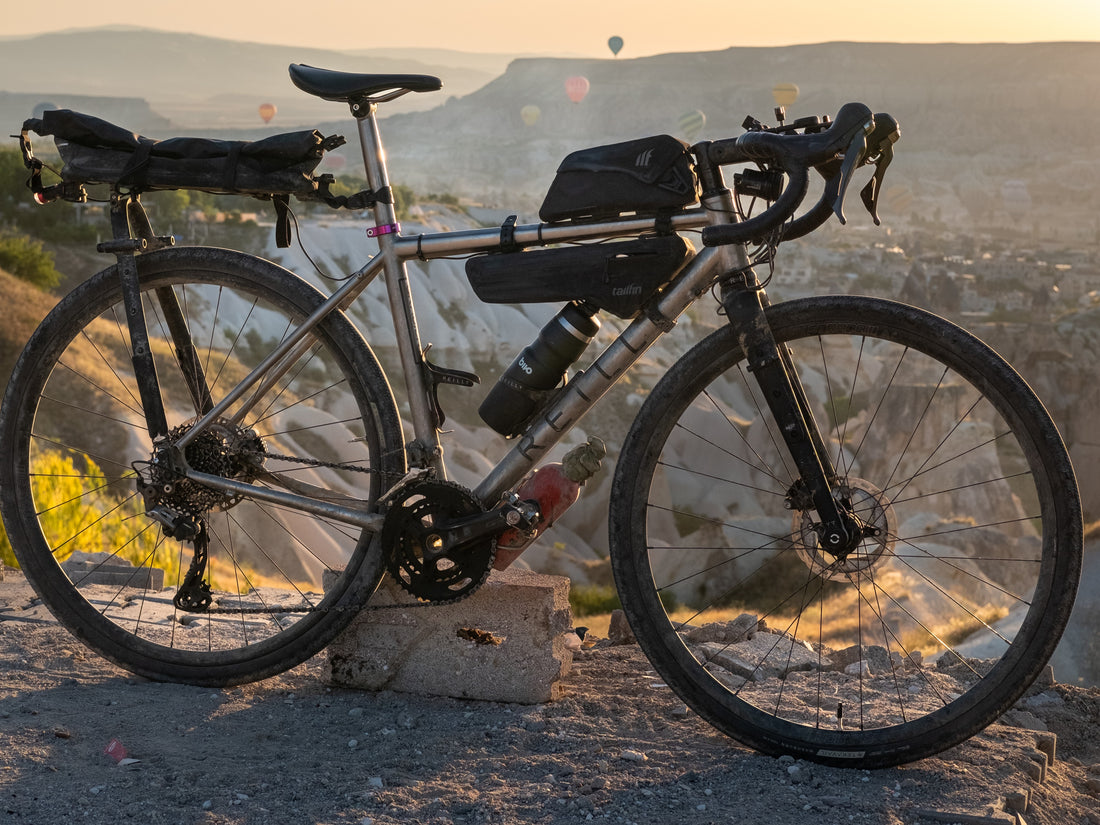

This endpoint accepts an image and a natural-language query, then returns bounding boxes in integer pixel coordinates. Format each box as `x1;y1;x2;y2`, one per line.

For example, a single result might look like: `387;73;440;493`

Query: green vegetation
569;583;622;617
0;450;271;593
0;451;167;575
0;232;61;289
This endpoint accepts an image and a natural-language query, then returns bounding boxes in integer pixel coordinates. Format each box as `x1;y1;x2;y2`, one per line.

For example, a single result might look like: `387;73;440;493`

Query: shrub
0;233;61;290
569;584;622;617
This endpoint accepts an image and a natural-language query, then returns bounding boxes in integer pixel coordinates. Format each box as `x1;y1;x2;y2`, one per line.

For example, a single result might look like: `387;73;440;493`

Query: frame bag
465;235;693;319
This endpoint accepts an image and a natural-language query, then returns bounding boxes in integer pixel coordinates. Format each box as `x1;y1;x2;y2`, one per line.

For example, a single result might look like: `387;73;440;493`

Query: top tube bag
539;134;699;222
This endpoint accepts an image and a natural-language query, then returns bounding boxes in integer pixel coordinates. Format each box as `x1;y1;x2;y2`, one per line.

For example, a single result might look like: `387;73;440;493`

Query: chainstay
189;455;484;613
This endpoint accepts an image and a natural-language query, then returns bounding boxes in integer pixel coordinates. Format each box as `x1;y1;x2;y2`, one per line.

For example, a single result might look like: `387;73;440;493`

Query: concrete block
325;567;574;704
1034;732;1057;765
60;556;164;589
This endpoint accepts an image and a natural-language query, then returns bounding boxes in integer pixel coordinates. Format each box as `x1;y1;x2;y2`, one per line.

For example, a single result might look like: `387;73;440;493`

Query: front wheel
610;296;1081;768
0;247;405;686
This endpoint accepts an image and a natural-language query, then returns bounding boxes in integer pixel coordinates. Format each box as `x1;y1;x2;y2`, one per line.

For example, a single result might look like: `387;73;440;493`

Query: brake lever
859;143;894;225
859;114;901;226
823;128;870;225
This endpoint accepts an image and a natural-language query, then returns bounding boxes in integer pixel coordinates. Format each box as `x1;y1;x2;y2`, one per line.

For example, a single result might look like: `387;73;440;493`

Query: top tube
392;209;711;261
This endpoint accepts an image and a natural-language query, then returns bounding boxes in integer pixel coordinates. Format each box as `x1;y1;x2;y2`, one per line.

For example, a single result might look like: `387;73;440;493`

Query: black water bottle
480;303;600;437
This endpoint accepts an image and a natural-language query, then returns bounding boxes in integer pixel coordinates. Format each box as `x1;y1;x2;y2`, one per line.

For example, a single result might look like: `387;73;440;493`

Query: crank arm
425;497;537;558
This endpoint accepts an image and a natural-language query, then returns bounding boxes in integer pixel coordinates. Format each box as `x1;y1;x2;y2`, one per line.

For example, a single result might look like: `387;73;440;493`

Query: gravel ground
1;568;1099;825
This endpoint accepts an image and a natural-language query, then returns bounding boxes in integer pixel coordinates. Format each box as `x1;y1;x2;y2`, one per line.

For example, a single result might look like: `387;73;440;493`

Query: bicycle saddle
289;64;442;103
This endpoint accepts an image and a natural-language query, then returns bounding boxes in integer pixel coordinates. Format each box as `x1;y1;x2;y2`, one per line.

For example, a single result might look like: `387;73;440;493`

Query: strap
220;143;244;192
499;214;519;253
311;176;388;210
117;142;153;187
273;195;292;248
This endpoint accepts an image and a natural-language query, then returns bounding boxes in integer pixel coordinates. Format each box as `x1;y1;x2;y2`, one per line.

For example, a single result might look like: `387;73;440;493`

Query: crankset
381;479;498;603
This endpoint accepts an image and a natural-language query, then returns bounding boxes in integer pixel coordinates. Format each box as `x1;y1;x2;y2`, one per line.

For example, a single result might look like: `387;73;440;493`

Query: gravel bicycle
1;64;1081;768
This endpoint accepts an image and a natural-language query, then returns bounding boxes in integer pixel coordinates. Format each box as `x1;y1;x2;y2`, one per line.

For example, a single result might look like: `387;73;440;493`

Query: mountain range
4;29;1099;231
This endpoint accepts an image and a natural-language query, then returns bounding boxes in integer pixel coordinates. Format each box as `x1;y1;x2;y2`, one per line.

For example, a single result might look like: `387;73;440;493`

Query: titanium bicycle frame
137;100;853;550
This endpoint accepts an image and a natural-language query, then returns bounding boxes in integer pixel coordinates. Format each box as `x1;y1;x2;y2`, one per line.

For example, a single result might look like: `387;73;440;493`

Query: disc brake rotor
793;478;897;581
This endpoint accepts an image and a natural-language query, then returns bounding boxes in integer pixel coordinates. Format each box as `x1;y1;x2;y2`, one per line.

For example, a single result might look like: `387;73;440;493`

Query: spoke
657;458;787;501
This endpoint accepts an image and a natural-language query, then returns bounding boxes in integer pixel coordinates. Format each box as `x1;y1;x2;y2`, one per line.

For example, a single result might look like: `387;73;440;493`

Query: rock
1000;710;1049;732
682;613;760;645
695;632;822;681
1035;733;1057;765
828;644;893;676
607;610;636;645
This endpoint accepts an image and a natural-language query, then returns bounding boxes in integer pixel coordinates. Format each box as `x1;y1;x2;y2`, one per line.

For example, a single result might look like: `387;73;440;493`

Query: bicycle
0;63;1081;768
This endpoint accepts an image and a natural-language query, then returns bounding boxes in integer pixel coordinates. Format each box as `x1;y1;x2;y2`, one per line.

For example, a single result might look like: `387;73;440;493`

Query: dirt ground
1;568;1098;825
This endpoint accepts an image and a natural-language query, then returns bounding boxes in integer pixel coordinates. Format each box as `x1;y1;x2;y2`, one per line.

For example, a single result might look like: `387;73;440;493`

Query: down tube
474;246;723;505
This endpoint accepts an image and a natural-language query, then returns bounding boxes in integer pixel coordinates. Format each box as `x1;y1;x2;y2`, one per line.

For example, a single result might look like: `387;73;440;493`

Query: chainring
381;479;496;603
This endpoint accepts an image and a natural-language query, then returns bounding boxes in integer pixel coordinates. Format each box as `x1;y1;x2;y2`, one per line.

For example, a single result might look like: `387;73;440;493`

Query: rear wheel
0;247;405;685
610;296;1081;767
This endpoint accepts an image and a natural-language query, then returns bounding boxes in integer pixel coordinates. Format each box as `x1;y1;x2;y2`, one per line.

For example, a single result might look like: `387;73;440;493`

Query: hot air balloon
521;104;541;126
608;36;624;56
565;76;590;104
771;82;799;107
677;109;706;142
259;102;277;124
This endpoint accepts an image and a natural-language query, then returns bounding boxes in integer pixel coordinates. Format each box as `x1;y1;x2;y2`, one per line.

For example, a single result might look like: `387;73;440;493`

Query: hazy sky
6;0;1100;55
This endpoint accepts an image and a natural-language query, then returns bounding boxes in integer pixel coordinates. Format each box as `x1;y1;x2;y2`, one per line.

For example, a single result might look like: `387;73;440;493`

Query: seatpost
353;104;446;475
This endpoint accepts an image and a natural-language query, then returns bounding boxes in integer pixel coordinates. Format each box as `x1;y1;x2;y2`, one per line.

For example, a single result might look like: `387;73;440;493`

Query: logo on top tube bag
635;148;655;167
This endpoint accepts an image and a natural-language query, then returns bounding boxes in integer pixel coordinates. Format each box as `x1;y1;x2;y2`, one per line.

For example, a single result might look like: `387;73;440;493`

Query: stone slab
325;567;574;704
60;560;165;590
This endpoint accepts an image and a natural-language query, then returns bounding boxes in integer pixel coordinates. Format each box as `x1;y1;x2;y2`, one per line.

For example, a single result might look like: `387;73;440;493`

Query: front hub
793;478;897;581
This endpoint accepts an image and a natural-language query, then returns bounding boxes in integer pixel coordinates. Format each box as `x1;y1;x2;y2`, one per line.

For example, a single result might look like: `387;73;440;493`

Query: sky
5;0;1100;56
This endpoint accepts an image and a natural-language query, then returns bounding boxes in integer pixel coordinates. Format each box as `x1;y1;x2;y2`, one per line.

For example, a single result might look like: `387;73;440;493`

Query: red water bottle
493;437;606;570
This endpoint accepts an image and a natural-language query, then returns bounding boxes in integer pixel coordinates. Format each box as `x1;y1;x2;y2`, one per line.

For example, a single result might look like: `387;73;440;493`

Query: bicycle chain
197;450;489;613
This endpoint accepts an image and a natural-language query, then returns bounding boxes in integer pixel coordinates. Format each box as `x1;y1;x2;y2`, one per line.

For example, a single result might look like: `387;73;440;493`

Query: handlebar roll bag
21;109;339;196
539;135;698;222
465;235;693;319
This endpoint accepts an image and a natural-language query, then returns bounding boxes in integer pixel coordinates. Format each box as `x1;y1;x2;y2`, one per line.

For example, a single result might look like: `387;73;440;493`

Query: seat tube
355;106;445;474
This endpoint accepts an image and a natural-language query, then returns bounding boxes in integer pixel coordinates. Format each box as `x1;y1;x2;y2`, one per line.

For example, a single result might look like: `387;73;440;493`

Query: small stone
368;776;384;789
1035;733;1057;765
1023;760;1044;783
620;749;648;763
607;610;636;645
1004;789;1030;812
